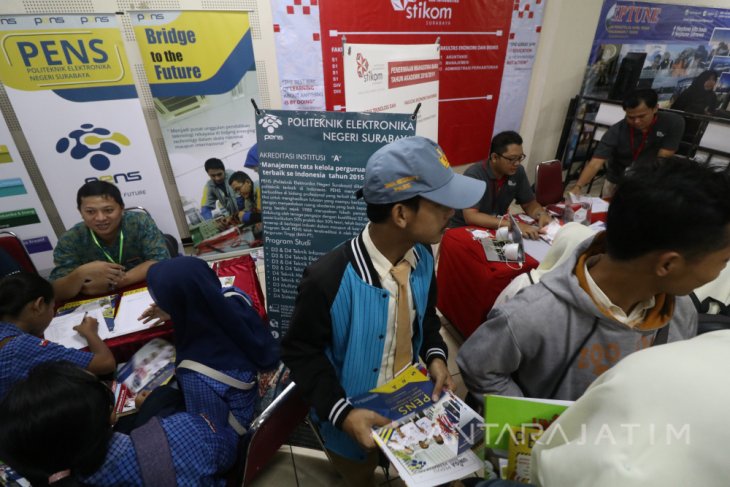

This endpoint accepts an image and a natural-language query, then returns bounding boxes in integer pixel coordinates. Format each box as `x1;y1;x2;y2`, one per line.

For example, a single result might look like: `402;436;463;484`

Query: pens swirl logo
258;114;283;134
55;124;131;171
356;52;370;78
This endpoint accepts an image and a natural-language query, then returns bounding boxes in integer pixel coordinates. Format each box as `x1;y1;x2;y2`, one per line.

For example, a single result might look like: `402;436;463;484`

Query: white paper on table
540;220;562;244
589;197;609;213
468;229;491;240
110;288;155;340
45;308;107;349
523;238;551;263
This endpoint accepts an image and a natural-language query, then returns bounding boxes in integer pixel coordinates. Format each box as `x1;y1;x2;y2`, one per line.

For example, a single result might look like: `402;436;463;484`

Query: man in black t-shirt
571;89;684;198
450;131;552;239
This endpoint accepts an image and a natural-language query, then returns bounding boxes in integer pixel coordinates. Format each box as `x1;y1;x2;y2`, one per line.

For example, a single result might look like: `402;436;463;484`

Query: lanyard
90;228;124;264
629;116;657;162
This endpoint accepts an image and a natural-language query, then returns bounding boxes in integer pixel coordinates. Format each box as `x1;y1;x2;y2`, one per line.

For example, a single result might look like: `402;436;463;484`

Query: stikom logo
391;0;453;20
56;124;130;171
355;53;383;83
356;53;370;78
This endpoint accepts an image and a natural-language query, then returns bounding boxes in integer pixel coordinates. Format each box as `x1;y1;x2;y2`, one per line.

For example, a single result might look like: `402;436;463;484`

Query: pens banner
132;11;262;257
0;14;179;239
344;42;439;141
0;116;57;272
584;1;730;104
257;109;416;336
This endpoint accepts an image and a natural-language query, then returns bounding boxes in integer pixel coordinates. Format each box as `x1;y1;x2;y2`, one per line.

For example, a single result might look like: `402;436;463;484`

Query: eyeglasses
498;153;527;164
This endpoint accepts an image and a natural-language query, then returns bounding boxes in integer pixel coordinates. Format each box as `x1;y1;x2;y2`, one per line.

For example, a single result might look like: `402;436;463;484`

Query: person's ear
31;296;47;315
655;251;682;277
391;203;410;229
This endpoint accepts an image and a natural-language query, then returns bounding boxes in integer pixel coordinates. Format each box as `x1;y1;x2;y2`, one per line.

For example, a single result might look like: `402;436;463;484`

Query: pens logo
258;114;282;134
259;114;284;141
56;124;130;171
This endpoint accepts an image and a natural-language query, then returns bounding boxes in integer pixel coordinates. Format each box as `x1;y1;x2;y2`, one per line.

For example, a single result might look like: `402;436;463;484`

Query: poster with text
344;42;439;141
584;1;730;107
271;0;326;110
132;11;261;256
319;0;513;165
0;14;179;239
493;0;546;135
0;117;57;273
257;110;415;335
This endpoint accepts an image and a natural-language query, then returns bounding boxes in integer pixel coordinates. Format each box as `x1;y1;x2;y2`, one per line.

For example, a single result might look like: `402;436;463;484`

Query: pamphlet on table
45;288;158;349
113;338;176;416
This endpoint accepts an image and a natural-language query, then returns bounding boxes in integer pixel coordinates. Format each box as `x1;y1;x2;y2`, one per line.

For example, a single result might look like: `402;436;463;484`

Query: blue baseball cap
244;144;259;168
357;136;485;209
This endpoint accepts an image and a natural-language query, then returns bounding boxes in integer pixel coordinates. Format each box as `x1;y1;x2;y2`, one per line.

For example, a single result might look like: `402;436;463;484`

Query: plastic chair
227;382;310;486
534;160;564;206
0;230;37;273
124;207;180;257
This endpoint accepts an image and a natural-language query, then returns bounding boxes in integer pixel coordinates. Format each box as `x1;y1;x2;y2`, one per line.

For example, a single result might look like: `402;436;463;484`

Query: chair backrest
0;231;37;273
124;207;179;257
124;206;152;217
228;382;309;486
534;160;564;206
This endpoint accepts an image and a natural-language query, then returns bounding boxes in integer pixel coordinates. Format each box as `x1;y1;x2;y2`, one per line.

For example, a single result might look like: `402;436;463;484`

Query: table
57;254;266;362
437;205;608;338
437;227;539;338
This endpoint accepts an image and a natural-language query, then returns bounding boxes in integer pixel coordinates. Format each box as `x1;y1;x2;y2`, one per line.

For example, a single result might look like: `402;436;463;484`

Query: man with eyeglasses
450;131;552;239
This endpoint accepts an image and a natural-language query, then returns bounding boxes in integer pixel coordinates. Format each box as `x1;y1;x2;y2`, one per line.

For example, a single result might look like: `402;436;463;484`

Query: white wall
519;0;730;181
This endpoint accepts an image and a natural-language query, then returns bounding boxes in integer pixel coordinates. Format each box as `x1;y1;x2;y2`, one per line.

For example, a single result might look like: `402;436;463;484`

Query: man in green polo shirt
450;131;552;239
50;181;170;300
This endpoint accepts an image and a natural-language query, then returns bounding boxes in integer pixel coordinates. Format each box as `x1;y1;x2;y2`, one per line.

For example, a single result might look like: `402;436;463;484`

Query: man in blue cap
282;136;485;487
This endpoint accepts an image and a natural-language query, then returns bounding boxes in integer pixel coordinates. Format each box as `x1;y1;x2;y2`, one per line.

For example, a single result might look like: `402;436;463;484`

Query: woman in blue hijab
143;256;279;433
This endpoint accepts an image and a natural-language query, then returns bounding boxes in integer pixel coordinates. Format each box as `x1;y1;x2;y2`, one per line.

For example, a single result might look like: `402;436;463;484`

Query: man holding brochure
282;137;485;487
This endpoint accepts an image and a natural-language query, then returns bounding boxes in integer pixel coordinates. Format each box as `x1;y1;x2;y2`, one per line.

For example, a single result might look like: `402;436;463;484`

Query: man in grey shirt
450;131;552;239
570;88;684;197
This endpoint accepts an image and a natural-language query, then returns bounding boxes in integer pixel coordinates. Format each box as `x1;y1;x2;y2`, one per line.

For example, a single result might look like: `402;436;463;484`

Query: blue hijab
147;257;279;371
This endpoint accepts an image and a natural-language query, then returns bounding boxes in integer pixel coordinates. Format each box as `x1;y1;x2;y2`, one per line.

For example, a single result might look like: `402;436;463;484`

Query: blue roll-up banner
256;110;416;336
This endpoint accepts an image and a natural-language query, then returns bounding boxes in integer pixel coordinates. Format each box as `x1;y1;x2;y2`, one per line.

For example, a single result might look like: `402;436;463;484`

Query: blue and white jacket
281;230;448;460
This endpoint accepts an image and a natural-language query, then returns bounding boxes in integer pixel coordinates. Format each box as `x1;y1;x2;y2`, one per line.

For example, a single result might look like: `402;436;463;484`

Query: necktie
391;260;413;375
